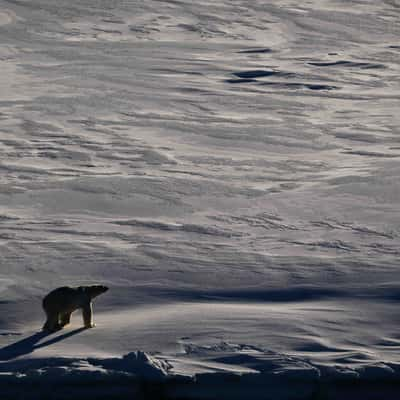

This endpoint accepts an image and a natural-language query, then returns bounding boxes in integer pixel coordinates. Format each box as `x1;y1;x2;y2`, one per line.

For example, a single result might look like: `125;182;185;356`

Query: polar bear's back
42;286;85;312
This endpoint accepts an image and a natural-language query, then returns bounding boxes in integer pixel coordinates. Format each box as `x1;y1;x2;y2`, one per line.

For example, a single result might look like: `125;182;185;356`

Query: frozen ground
0;0;399;398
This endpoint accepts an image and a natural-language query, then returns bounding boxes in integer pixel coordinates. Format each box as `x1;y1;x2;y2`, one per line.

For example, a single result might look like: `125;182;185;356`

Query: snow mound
90;350;171;381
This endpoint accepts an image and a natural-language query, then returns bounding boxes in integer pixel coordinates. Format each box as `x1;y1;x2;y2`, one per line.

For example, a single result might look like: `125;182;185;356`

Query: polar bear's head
83;285;109;299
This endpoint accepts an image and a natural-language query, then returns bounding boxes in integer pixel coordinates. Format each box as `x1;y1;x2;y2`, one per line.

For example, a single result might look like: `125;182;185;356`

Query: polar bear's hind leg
59;311;72;327
43;311;61;332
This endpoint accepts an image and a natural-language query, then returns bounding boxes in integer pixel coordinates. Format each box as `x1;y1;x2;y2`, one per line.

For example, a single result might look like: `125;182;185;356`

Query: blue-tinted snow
0;0;399;398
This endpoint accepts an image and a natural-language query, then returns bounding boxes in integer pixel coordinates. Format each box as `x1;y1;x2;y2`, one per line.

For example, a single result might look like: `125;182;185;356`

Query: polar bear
42;285;108;332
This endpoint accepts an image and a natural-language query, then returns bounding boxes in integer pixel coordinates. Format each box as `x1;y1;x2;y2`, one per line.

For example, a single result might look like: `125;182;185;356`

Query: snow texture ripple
0;0;399;398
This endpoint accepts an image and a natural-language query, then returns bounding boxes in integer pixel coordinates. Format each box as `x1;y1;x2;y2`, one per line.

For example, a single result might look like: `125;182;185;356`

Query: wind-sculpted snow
0;0;399;398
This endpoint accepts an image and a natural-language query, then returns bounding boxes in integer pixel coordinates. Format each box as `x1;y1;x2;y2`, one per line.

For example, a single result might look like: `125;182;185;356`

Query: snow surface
0;0;399;398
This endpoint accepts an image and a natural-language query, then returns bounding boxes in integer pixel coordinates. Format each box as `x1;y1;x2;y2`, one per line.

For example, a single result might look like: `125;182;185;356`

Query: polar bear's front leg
82;302;95;328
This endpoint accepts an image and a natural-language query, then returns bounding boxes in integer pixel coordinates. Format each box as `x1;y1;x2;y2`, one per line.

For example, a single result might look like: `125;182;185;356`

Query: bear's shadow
0;327;87;361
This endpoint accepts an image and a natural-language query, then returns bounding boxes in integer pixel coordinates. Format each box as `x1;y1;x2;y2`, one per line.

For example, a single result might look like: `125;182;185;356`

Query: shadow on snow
0;328;86;361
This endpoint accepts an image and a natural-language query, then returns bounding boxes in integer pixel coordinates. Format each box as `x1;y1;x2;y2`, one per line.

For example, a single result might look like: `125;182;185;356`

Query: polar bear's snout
91;285;108;291
86;285;109;298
